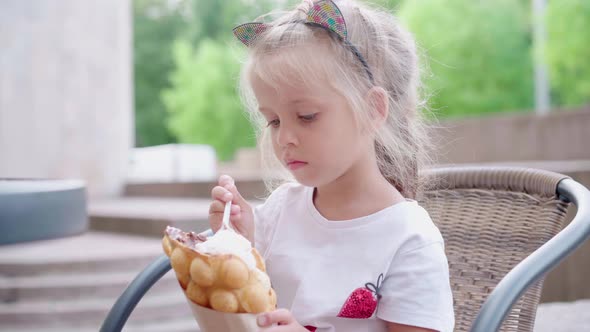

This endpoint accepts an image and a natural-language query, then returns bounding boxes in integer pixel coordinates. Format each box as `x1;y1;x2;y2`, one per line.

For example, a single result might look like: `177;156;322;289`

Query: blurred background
0;0;589;331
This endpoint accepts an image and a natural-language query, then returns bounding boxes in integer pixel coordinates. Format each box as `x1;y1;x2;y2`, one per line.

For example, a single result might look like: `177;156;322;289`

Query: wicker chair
100;166;590;332
420;166;590;332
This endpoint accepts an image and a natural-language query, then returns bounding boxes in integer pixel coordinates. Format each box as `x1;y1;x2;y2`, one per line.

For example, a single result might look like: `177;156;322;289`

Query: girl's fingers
208;199;225;214
218;174;235;187
257;309;294;327
218;175;250;213
230;212;242;225
224;183;248;207
208;200;224;231
211;185;233;202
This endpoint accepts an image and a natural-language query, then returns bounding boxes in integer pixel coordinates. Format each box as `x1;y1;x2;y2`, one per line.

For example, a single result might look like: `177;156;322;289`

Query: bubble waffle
162;226;277;313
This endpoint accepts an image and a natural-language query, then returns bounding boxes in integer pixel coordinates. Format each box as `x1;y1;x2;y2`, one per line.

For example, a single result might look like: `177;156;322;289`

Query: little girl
208;0;454;331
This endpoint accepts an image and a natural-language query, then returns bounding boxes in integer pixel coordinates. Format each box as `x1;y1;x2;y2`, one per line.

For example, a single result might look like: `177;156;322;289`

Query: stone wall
433;107;589;164
0;0;132;197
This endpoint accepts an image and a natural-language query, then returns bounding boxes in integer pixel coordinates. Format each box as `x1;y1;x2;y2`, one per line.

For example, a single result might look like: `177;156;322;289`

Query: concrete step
11;316;200;332
88;197;261;237
88;197;212;237
0;289;192;328
0;228;199;331
0;231;166;276
0;270;179;302
0;255;160;277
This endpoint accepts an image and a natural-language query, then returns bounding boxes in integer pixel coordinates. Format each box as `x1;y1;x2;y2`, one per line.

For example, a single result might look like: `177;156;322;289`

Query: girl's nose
276;124;299;147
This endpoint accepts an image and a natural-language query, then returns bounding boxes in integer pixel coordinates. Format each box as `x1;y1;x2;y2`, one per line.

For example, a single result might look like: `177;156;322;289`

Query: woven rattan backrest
419;167;570;332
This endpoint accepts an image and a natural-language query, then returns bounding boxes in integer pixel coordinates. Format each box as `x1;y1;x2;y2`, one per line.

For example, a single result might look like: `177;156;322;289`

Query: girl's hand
257;309;309;331
208;175;255;243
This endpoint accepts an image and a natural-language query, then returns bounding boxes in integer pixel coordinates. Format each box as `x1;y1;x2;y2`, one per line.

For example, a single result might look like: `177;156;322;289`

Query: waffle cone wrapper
187;298;259;332
163;226;276;329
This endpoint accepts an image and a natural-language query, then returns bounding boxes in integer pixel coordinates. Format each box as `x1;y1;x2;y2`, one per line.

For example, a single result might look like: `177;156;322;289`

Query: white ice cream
194;229;257;269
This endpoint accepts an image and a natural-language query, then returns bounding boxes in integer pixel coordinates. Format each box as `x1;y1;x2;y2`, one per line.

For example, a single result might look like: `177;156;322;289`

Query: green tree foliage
158;0;276;160
187;0;275;42
162;39;256;161
371;0;404;11
398;0;534;117
545;0;590;107
133;0;188;146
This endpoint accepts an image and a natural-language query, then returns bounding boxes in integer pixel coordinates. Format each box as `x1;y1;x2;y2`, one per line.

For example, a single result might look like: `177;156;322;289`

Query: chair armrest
470;178;590;332
99;255;172;332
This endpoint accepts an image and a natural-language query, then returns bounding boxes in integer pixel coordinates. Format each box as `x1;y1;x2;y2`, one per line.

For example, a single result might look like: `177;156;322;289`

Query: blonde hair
238;0;433;199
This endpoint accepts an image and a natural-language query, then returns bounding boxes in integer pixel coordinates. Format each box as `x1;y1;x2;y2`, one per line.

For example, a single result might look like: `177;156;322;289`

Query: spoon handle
222;200;232;230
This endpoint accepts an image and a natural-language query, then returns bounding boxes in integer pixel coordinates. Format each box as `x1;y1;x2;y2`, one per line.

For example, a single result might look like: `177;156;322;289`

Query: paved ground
534;299;590;332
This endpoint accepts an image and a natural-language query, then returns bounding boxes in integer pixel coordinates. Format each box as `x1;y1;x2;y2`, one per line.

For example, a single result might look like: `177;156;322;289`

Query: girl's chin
290;172;316;187
291;172;333;188
291;174;310;185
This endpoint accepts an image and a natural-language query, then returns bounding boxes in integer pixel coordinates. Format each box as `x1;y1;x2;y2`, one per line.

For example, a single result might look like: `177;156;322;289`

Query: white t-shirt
254;182;455;332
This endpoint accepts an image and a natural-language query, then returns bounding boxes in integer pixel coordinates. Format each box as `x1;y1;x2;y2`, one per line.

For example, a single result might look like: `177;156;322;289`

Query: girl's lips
287;161;307;170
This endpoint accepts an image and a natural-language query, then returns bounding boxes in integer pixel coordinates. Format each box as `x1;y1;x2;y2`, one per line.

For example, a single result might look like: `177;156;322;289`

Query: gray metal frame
99;177;590;332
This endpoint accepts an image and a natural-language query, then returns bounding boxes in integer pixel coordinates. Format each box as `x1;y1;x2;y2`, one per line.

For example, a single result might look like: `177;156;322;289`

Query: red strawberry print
338;274;384;319
338;288;378;318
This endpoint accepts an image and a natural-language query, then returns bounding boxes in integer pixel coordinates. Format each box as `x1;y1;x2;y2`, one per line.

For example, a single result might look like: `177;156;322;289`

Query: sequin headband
232;0;374;84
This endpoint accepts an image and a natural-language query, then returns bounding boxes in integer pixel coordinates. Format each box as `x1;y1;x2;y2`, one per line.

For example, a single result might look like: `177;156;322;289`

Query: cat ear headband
232;0;374;84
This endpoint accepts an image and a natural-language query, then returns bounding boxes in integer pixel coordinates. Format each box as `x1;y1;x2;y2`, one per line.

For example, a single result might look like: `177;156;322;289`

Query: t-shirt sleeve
376;241;455;332
253;182;292;258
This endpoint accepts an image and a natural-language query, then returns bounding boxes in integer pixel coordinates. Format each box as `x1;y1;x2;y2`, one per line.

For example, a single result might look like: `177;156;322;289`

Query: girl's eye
299;113;318;122
266;119;280;128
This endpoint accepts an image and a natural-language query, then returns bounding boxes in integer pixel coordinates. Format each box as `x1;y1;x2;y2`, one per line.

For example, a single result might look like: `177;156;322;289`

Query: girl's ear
366;86;389;129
